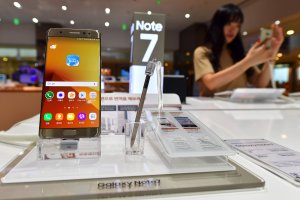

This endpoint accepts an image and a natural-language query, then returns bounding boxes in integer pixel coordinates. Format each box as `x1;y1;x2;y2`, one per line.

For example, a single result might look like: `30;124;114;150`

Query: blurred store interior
1;0;300;94
0;0;300;129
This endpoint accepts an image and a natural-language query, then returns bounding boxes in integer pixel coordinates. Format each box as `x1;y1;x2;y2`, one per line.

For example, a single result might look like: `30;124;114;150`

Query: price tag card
226;139;300;186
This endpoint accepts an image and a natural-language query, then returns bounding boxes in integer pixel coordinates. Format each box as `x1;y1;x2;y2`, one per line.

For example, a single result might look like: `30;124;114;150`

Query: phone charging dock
37;137;101;160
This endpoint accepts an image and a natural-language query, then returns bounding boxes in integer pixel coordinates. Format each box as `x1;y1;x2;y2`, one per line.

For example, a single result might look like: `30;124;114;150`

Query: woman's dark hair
204;3;253;77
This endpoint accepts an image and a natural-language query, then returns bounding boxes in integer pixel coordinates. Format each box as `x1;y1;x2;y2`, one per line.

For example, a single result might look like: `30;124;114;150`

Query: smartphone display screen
40;36;100;129
174;117;198;128
158;117;177;130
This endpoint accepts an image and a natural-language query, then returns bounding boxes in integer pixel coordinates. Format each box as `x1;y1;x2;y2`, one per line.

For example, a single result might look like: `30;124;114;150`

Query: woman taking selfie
193;3;284;96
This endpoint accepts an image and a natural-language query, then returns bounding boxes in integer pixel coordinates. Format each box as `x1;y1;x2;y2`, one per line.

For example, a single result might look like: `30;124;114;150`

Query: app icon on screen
57;91;65;99
68;91;76;99
55;113;63;121
89;92;97;99
89;113;97;120
44;113;52;121
66;55;80;66
79;92;86;99
45;91;54;99
67;113;75;121
78;112;86;120
50;44;56;49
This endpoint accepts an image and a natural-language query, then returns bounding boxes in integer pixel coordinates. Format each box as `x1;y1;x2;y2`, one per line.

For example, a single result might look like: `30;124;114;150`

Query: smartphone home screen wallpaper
40;37;100;128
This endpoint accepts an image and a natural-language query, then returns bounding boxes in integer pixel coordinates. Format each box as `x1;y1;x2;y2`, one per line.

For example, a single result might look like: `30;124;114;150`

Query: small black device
163;75;187;103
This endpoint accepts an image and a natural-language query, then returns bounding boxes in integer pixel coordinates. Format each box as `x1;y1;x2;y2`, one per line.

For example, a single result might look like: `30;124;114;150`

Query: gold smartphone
39;28;101;139
260;28;272;49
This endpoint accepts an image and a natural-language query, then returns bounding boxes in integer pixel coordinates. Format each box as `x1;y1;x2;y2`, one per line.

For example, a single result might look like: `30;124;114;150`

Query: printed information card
148;111;234;158
226;139;300;185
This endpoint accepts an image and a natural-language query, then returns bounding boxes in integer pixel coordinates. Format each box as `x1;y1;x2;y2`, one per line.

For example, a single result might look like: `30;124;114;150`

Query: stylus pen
130;60;156;147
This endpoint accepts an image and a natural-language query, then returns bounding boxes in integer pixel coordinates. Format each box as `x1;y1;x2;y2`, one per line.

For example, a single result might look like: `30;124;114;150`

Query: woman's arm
251;24;284;88
200;42;274;91
251;62;273;88
201;58;251;91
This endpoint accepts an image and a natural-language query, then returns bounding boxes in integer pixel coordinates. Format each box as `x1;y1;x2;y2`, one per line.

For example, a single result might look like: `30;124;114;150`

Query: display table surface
2;135;233;184
185;97;300;110
1;98;300;199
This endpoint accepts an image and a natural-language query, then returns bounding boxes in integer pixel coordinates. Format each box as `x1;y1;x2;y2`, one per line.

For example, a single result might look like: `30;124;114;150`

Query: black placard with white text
131;12;165;65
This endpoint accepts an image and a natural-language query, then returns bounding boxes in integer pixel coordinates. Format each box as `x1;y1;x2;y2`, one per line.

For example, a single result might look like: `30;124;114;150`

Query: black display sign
131;12;165;66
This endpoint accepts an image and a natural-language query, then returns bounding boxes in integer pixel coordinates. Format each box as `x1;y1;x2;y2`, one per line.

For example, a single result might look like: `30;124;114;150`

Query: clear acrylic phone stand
37;136;101;160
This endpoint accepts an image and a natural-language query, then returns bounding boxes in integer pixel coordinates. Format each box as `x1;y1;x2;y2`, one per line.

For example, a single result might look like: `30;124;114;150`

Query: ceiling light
286;30;295;35
281;134;287;139
61;5;67;11
70;20;75;25
32;18;38;23
105;8;110;14
277;53;283;57
13;2;22;9
275;20;280;25
105;22;109;27
242;31;248;36
147;11;152;15
185;13;190;19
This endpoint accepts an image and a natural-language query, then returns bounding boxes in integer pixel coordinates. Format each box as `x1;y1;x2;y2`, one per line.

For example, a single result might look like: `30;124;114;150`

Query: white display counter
0;97;300;199
185;97;300;110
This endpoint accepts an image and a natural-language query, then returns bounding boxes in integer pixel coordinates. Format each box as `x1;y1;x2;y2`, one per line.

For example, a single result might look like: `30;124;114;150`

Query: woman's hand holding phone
244;40;274;67
244;23;284;67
